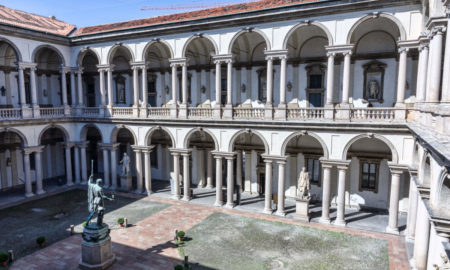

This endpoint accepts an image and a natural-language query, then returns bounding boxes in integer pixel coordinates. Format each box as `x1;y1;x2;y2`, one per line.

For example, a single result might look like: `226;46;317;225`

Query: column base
182;196;191;202
275;210;286;217
36;189;46;196
66;182;74;187
318;217;331;224
262;208;273;215
25;192;35;198
145;190;153;196
222;104;233;119
385;226;400;235
333;219;346;227
171;195;181;200
133;189;143;194
224;203;235;209
214;201;224;207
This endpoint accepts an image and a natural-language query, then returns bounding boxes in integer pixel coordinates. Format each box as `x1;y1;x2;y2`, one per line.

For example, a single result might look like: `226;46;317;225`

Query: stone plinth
120;175;132;191
294;197;310;222
79;224;115;270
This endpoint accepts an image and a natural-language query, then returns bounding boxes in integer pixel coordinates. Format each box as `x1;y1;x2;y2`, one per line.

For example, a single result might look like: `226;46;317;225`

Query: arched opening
81;125;102;175
348;17;413;107
437;172;450;211
34;47;67;107
147;128;174;193
285;25;330;108
0;131;25;190
39;127;69;185
79;50;100;107
412;143;420;169
183;37;217;107
143;42;172;107
422;156;431;187
0;40;20;108
110;46;133;106
113;128;136;190
231;31;270;107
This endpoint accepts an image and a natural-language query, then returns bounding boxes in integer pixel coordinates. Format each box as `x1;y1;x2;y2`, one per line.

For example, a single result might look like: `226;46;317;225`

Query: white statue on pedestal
297;166;311;199
119;153;130;176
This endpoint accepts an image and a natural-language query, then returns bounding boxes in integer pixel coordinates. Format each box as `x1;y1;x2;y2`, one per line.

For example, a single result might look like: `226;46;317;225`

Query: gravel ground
182;212;389;270
0;189;169;259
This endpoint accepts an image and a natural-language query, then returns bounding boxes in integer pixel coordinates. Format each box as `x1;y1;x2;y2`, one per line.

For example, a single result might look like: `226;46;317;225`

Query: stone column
141;65;148;107
407;179;418;239
442;19;450;102
172;152;181;199
181;63;188;105
30;66;38;108
342;52;352;104
34;148;45;195
335;164;348;226
65;144;73;186
74;145;81;184
279;56;287;105
70;71;76;106
386;168;402;234
214;156;223;206
319;164;332;224
144;148;152;194
427;27;445;103
225;156;235;208
413;198;431;270
214;61;222;104
77;68;84;106
102;147;109;187
80;142;88;184
244;151;251;193
416;44;429;102
135;148;143;193
182;152;191;201
98;68;106;107
326;53;335;105
61;69;69;106
110;144;118;189
266;56;273;106
206;149;213;188
275;160;286;216
236;150;242;192
23;149;34;197
107;67;114;107
171;64;178;104
18;66;27;107
263;159;273;214
226;60;232;105
396;48;408;105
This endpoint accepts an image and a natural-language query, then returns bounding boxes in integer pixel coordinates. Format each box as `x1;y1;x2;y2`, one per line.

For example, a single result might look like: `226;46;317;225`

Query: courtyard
3;188;409;270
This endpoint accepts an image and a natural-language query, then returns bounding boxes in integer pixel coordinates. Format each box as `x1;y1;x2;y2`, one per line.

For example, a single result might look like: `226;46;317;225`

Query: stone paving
10;195;410;270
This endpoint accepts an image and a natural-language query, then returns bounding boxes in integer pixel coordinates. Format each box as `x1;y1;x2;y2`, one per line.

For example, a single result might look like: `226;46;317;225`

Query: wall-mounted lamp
165;85;170;94
241;84;246;93
287;82;292;92
0;86;5;96
201;85;206;94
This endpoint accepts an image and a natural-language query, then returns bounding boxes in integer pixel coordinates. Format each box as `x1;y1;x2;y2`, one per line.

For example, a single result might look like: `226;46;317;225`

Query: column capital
264;49;288;60
388;163;408;175
431;25;447;36
78;141;90;148
96;64;114;72
261;154;287;163
211;151;235;159
18;62;37;70
131;145;155;152
398;47;409;54
326;52;336;58
64;142;76;148
325;44;354;55
61;66;72;74
169;58;188;67
212;54;233;63
22;145;44;154
418;44;429;52
169;148;191;155
97;143;115;150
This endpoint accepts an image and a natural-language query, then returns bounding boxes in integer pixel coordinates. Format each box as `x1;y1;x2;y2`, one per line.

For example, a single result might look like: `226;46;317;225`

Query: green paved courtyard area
182;212;389;270
0;189;169;259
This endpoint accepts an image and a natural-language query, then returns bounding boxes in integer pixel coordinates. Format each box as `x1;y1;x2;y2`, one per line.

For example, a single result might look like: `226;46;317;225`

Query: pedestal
79;224;115;270
294;197;310;222
120;175;132;191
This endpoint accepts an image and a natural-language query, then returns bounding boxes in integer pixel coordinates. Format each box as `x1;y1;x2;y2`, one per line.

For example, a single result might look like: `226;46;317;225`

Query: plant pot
1;261;7;267
39;242;45;248
119;224;123;227
177;237;183;242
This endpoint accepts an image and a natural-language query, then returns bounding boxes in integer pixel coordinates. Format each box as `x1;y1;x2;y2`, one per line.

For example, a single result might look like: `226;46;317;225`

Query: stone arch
80;123;103;142
38;124;69;144
436;167;450;208
142;40;174;61
145;126;175;146
182;34;219;58
280;131;329;159
342;133;398;163
0;36;22;62
183;127;219;151
228;129;269;154
282;21;333;50
228;28;271;55
0;128;28;146
107;44;135;64
346;13;407;44
77;47;101;66
420;153;432;186
110;125;137;144
32;44;66;66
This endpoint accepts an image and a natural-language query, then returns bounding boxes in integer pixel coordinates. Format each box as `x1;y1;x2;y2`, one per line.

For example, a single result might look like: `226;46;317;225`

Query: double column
264;50;289;120
415;40;430;103
17;62;37;118
212;55;234;118
212;152;235;207
22;146;46;197
168;58;188;117
130;62;149;117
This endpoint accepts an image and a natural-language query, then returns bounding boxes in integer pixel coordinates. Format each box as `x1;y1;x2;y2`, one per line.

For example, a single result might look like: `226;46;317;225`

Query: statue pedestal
294;197;311;222
79;224;115;270
120;175;132;191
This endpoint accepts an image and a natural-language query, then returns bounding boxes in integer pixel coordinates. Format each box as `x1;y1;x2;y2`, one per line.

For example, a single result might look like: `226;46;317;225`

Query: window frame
305;63;326;107
359;158;380;193
305;155;321;186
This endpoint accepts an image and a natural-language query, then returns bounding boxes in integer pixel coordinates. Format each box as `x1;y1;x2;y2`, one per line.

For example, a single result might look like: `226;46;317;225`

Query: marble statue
86;175;114;227
297;167;311;199
119;152;130;176
368;80;379;100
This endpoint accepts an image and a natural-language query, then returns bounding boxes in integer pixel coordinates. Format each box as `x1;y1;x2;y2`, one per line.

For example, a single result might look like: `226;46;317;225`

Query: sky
0;0;254;28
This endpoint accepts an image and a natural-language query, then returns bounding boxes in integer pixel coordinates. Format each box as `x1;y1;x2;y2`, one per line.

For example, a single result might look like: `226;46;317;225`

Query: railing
188;108;213;118
40;107;65;118
351;108;395;121
287;108;324;119
233;108;264;119
82;107;100;117
147;107;170;118
112;107;133;117
0;108;21;119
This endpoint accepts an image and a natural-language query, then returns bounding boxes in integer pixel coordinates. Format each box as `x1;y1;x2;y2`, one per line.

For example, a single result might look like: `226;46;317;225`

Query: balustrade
287;108;324;120
40;107;65;118
188;108;213;118
147;107;170;118
351;108;396;121
0;108;21;119
111;107;133;117
81;107;100;117
233;108;264;119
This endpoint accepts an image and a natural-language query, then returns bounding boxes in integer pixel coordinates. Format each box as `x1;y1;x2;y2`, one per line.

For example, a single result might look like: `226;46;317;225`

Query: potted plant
176;231;185;242
174;265;184;270
36;236;46;248
117;217;125;227
0;252;8;267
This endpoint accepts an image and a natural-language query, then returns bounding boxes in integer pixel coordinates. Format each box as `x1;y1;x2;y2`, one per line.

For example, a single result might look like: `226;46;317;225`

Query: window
305;64;325;107
309;74;323;89
221;77;227;105
360;160;379;192
147;74;157;107
306;157;321;185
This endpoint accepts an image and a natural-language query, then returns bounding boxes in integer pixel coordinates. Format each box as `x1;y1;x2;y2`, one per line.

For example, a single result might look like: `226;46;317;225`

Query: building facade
0;0;449;269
